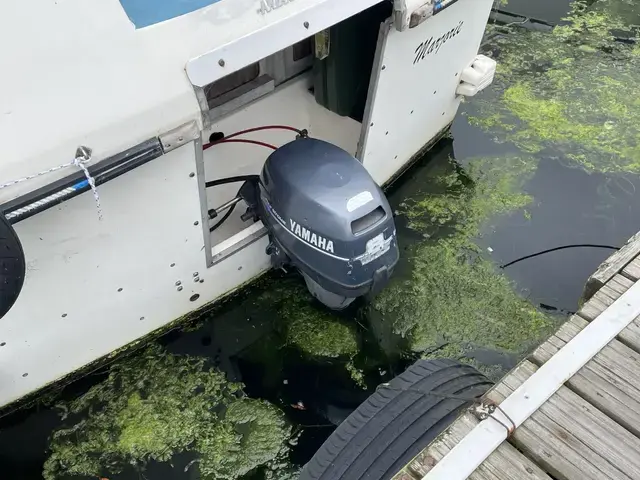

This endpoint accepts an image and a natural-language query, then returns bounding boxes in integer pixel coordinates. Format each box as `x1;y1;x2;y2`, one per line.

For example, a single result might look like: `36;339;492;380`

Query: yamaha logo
289;219;335;254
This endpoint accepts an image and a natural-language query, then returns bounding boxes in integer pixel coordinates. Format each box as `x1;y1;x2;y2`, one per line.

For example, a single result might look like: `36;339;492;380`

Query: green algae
43;344;292;480
253;279;359;360
469;0;640;174
285;306;359;359
198;399;291;479
373;155;558;364
346;361;367;389
398;155;535;237
265;467;302;480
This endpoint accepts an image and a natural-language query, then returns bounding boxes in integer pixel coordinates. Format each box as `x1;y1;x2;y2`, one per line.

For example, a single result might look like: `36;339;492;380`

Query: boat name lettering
289;219;335;253
413;21;464;65
258;0;293;15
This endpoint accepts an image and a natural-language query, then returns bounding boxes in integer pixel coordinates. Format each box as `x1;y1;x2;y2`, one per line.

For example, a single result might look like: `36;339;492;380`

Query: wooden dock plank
532;340;640;437
623;257;640;282
545;334;640;411
583;232;640;300
503;365;640;479
553;318;640;388
488;362;627;480
397;412;551;480
580;293;612;320
577;276;640;353
451;416;552;480
608;274;634;295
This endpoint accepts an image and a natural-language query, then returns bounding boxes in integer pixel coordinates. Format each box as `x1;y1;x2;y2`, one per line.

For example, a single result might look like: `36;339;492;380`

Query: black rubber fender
0;214;25;319
300;359;493;480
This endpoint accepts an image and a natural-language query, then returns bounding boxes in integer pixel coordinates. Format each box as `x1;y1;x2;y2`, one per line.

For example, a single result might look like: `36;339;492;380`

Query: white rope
72;155;103;220
0;146;102;220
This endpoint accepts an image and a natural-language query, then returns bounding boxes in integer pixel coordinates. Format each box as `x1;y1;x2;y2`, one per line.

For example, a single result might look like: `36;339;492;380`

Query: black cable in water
500;244;620;269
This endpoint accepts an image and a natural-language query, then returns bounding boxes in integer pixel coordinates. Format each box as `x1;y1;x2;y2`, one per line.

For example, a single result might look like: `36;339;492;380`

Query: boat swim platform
393;232;640;480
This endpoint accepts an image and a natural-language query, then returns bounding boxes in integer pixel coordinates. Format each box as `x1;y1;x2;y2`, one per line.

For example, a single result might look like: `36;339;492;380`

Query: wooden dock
393;235;640;480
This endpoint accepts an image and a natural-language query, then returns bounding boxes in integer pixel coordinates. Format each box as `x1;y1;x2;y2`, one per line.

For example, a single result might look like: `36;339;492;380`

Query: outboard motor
242;137;399;310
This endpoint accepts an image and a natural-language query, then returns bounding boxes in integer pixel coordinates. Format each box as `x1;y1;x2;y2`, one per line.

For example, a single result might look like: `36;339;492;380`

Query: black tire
300;359;493;480
0;214;25;319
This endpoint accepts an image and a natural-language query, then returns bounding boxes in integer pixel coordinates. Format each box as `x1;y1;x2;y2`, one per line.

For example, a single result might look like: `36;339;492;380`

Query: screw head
194;277;200;283
303;21;309;29
193;272;199;277
189;172;195;178
175;280;182;286
218;59;225;67
177;286;183;292
178;136;184;142
199;278;204;283
194;221;199;226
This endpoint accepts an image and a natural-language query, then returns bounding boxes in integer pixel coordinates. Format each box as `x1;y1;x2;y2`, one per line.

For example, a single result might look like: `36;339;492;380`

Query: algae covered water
3;0;640;478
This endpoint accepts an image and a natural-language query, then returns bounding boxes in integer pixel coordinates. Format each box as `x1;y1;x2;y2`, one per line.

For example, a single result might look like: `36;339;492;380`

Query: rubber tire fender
0;214;25;319
300;358;493;480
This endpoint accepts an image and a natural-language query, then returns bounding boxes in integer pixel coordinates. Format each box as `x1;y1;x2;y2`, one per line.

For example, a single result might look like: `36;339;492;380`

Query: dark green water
2;1;640;479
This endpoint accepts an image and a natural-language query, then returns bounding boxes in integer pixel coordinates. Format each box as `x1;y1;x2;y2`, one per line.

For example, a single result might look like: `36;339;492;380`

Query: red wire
203;124;302;150
206;138;278;150
224;125;301;139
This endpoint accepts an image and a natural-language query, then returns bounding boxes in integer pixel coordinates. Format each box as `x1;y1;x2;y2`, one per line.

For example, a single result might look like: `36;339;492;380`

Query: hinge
159;120;201;153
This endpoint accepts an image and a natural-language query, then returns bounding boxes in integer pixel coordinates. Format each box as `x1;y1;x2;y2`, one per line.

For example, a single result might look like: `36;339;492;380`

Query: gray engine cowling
251;137;399;309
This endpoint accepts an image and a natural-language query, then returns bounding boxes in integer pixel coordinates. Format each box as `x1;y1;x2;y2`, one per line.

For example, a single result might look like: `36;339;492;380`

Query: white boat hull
0;0;495;410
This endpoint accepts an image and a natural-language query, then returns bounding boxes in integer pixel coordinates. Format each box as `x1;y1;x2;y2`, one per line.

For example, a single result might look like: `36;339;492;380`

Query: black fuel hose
206;175;260;233
205;175;259;189
203;125;302;232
